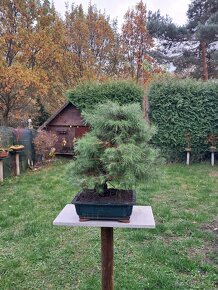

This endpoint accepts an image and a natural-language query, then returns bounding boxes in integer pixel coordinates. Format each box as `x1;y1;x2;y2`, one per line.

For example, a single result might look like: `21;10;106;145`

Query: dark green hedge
66;80;144;110
148;79;218;161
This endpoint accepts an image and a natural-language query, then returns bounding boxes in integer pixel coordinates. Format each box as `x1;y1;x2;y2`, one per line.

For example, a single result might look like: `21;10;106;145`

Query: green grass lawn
0;161;217;290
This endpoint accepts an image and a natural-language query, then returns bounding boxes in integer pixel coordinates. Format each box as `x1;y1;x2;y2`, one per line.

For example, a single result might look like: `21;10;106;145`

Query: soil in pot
72;189;136;222
76;188;134;203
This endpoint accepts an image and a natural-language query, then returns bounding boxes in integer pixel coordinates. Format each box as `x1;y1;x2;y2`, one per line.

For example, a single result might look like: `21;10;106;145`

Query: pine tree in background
187;0;218;80
34;97;50;127
67;101;160;194
147;0;218;80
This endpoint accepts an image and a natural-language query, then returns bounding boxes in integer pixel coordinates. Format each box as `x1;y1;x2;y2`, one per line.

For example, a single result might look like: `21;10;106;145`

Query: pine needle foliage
66;101;160;194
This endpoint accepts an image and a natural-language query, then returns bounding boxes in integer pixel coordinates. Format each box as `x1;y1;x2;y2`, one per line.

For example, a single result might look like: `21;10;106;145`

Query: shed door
55;127;75;152
75;127;89;138
67;127;75;150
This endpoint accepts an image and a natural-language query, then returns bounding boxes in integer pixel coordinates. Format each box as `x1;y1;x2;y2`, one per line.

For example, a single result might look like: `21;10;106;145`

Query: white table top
53;204;155;228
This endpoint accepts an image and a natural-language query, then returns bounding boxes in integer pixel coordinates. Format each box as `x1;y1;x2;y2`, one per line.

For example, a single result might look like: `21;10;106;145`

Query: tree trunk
2;110;9;126
143;95;150;125
200;41;208;81
95;182;108;195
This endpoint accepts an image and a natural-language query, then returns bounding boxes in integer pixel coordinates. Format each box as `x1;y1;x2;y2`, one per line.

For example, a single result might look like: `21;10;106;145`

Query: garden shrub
66;80;144;110
33;130;58;160
148;79;218;161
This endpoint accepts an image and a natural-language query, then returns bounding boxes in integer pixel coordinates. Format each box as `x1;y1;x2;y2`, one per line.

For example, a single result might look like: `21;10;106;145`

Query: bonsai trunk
95;182;108;195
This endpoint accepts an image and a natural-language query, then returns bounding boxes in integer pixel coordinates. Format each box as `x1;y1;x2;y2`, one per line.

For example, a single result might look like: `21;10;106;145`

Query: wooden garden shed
39;102;89;155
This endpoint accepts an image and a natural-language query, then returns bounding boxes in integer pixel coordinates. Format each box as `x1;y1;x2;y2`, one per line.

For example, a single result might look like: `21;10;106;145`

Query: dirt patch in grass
181;183;189;189
195;219;218;266
200;219;218;234
188;242;211;259
187;240;218;267
209;171;218;177
159;236;187;246
152;194;167;202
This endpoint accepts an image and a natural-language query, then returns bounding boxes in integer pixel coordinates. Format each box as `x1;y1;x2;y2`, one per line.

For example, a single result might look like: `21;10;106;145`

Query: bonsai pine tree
67;101;160;194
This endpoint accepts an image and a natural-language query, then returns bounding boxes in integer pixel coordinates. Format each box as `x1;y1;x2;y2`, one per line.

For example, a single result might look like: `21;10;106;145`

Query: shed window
57;130;67;135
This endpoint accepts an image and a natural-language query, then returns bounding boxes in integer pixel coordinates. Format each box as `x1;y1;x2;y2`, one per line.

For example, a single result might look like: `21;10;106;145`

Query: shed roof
39;101;73;130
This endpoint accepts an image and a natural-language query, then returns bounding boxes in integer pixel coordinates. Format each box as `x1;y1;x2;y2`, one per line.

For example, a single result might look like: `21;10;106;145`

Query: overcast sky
53;0;191;26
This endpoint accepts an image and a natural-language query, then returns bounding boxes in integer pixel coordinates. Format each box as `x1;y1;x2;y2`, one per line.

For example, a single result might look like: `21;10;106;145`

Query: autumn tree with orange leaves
0;0;162;126
121;1;162;85
0;0;67;126
65;3;119;82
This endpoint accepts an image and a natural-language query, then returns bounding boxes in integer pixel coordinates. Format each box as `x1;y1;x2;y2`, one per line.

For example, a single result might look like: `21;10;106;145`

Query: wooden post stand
53;205;155;290
186;151;190;165
0;160;3;182
101;227;114;290
185;149;191;165
211;152;215;166
15;153;20;176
